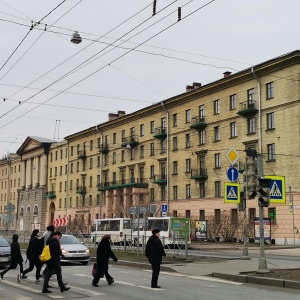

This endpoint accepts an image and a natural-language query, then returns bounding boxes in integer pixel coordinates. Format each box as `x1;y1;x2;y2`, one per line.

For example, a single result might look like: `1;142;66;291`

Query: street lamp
71;31;82;44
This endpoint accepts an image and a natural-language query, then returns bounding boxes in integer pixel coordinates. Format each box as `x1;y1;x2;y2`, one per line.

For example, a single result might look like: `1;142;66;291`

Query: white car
60;234;90;265
0;236;11;266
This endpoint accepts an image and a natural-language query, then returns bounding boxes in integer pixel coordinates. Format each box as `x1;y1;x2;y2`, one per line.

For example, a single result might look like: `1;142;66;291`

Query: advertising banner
254;218;271;241
195;220;207;240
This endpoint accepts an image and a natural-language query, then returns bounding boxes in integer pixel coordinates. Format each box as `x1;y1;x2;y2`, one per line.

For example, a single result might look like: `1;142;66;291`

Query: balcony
152;174;167;185
46;191;56;199
153;127;167;139
121;135;139;148
76;186;87;196
77;150;87;160
190;168;208;180
237;101;258;116
190;116;207;130
99;144;109;154
98;178;148;191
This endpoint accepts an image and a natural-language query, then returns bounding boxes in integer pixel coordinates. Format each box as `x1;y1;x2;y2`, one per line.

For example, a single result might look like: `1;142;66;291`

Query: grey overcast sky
0;0;299;156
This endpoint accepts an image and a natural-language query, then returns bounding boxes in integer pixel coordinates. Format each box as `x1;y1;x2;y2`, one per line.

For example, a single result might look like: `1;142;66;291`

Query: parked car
60;234;90;265
0;236;11;266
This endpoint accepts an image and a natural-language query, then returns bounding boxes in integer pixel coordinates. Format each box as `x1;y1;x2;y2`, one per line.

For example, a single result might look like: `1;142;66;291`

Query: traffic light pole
257;154;269;273
241;170;250;260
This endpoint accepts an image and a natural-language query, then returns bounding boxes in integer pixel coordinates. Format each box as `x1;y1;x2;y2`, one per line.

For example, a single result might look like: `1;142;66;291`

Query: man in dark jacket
42;231;70;294
145;229;166;288
92;235;118;287
22;229;43;282
0;234;24;280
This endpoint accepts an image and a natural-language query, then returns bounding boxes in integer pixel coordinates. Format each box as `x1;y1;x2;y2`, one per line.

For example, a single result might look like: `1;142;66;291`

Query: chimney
186;82;201;92
223;71;232;78
186;85;194;92
117;111;126;117
193;82;201;89
108;111;126;121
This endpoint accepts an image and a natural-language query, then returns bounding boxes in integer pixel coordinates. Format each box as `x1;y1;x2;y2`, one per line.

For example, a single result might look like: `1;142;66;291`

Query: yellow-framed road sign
224;182;240;203
265;175;286;204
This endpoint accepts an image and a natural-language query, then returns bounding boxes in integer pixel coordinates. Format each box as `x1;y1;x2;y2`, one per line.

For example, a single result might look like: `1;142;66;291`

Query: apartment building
9;50;300;244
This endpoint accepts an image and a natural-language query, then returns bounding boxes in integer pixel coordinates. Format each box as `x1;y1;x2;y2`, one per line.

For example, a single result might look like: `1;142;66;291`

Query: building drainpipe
66;143;69;234
161;101;169;216
252;67;269;273
96;126;103;219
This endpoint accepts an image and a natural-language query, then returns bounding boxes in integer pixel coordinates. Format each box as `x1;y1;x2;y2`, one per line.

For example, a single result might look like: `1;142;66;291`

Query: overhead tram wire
0;0;217;131
0;2;153;119
0;0;67;74
0;0;83;82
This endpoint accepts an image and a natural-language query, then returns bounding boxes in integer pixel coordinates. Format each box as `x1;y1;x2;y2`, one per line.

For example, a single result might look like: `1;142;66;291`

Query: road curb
212;272;300;289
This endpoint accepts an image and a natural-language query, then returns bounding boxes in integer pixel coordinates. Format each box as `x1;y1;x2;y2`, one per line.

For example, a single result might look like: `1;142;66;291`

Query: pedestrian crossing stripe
265;175;286;204
224;183;240;203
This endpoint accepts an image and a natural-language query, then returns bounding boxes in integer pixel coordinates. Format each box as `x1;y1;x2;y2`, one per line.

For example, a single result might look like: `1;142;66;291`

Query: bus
91;218;132;244
132;217;191;247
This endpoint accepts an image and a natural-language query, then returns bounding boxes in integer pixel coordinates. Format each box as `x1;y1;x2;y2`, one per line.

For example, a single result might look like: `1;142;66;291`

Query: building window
200;210;205;221
150;143;155;156
185;210;191;218
104;154;108;165
150;188;155;202
55;151;58;161
121;150;125;162
199;105;205;119
173;113;178;127
267;143;275;160
172;161;178;175
150;165;155;178
200;130;205;145
59;198;62;208
112;152;116;164
186;159;191;172
89;195;93;206
89;176;93;187
267;112;275;130
186;184;191;198
161;187;166;201
161;139;166;153
150;121;155;133
200;183;205;198
231;209;238;224
113;133;116;144
230;122;237;138
249;208;256;222
173;186;178;199
214;99;220;114
185;134;191;148
248;88;255;105
185;109;191;123
89;158;93;169
140;124;145;136
130;148;135;160
215;209;220;224
266;82;274;99
173;210;177;217
59;182;62;192
76;162;80;172
229;94;236;110
50;153;53;162
139;145;144;158
90;140;93;150
248;117;256;134
214;153;221;168
215;181;221;197
214;126;220;141
173;137;178;150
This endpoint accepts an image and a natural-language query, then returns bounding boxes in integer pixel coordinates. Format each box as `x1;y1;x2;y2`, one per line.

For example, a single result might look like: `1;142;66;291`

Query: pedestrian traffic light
243;156;257;199
257;178;271;207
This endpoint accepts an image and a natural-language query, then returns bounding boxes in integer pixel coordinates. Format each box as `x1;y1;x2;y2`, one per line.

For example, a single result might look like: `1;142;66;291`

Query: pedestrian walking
0;234;24;280
22;229;43;283
42;231;69;294
41;225;54;277
92;234;118;287
145;228;166;288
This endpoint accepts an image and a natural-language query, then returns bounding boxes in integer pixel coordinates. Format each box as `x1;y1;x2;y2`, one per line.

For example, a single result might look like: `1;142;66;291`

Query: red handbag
92;263;97;277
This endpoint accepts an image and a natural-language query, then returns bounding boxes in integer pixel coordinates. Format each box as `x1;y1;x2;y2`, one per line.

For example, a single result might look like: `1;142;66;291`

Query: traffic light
257;178;271;207
243;156;257;199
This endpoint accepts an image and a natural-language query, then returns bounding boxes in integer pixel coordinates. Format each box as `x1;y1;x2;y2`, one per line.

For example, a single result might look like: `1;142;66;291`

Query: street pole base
241;247;250;260
257;258;269;274
241;255;251;260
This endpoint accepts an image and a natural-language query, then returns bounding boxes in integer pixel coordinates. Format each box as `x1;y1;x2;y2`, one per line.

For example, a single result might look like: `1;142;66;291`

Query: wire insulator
178;7;181;21
152;0;157;16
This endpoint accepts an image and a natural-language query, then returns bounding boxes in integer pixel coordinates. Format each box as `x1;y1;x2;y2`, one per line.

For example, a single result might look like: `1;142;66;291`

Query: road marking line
68;284;105;296
0;287;32;300
115;281;166;291
73;273;89;277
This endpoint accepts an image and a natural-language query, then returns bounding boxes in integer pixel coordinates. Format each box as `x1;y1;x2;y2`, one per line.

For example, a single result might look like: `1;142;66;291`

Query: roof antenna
53;120;57;139
57;120;60;139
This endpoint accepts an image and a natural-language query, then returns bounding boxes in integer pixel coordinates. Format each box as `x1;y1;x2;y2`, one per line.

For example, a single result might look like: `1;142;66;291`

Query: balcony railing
98;144;109;154
77;150;87;160
121;135;139;148
76;186;87;195
98;178;148;191
153;127;167;139
237;101;258;116
46;191;56;199
190;168;208;180
190;116;207;130
152;174;167;185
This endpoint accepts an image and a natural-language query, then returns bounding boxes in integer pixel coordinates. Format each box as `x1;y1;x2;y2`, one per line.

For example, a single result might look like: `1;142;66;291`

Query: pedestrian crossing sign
224;182;240;203
265;175;286;204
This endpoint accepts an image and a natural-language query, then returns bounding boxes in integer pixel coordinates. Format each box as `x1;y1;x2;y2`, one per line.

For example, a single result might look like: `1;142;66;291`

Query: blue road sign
224;183;240;203
162;204;168;213
227;167;239;182
265;175;286;203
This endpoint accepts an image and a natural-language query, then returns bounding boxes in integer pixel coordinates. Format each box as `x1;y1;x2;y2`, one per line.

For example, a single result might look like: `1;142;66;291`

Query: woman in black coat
0;234;24;279
22;229;43;282
92;235;118;287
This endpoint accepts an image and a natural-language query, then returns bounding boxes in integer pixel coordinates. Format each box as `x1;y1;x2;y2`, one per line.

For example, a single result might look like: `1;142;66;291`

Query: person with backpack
41;225;54;278
22;229;43;283
0;234;24;280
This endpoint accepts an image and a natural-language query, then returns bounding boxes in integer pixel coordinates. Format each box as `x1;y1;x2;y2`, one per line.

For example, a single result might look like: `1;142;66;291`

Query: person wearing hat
145;228;166;288
22;229;43;282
